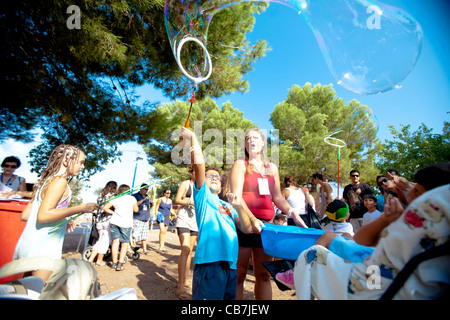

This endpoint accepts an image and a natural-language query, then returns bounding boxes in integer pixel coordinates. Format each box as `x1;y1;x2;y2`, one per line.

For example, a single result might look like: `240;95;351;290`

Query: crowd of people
1;130;449;300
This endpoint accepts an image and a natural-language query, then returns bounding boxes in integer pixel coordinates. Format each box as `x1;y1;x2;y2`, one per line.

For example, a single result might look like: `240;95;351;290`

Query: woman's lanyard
0;173;14;186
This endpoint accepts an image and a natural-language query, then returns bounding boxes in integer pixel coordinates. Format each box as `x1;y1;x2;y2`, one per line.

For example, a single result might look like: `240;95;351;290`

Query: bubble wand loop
49;176;172;232
323;109;379;197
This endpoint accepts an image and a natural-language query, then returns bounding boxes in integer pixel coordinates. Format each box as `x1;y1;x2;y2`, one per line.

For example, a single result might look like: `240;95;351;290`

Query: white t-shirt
109;195;137;228
321;221;355;236
362;210;382;226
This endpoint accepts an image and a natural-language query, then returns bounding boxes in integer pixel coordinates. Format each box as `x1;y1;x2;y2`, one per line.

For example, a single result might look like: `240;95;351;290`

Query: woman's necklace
250;159;266;178
0;173;14;186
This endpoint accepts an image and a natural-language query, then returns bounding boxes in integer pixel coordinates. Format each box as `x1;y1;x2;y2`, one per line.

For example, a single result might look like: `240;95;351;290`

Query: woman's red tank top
242;161;276;220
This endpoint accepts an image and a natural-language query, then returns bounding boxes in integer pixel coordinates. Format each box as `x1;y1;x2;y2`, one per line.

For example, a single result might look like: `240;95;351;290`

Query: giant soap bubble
164;0;422;94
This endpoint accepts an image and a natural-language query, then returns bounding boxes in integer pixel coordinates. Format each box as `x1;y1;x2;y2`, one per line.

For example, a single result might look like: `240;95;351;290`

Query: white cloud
1;140;154;202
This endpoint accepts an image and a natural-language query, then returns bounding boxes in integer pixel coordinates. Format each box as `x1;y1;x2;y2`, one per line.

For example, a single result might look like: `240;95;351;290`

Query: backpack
0;256;101;300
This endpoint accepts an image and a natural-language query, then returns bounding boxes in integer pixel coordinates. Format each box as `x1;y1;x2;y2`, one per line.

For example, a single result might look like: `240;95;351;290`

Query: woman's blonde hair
244;128;270;175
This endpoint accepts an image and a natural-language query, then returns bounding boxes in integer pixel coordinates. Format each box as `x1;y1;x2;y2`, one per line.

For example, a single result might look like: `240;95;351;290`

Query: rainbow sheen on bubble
164;0;422;94
324;109;379;148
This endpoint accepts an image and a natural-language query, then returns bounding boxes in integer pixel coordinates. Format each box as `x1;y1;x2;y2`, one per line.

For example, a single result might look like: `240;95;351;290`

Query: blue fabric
157;201;172;226
132;192;150;221
193;181;239;269
328;236;375;263
192;261;237;300
110;224;131;243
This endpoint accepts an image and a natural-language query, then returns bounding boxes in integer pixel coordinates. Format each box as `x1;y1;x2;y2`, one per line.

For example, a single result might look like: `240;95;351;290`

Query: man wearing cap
132;183;152;255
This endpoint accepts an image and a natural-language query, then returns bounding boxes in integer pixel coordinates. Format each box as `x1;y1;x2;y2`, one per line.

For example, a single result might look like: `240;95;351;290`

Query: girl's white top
284;187;307;215
14;180;71;260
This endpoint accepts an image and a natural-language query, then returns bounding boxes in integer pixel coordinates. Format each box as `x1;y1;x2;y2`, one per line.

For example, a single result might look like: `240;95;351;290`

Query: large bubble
164;0;422;94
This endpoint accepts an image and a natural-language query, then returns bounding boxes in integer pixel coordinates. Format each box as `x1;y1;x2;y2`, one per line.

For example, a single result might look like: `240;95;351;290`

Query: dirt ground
62;224;296;300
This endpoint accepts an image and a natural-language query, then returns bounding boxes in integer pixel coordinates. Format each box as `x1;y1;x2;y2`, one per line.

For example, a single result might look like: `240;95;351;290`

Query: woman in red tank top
230;128;307;300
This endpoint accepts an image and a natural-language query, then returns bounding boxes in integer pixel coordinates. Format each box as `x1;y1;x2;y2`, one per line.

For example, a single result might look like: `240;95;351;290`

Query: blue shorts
192;261;237;300
329;236;375;263
110;224;131;243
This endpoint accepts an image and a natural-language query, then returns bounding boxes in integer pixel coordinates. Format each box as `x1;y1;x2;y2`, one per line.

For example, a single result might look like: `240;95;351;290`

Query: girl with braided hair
13;145;99;283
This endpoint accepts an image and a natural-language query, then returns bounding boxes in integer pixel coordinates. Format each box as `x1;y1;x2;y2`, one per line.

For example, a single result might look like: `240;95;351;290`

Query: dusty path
62;225;296;300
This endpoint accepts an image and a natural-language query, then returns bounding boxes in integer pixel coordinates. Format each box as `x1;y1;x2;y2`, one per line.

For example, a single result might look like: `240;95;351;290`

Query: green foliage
69;179;84;206
146;98;256;185
377;122;450;181
0;1;269;176
270;83;381;187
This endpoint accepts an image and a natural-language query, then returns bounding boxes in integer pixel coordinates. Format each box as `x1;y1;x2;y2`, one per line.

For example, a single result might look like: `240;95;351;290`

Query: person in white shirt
362;194;382;226
103;184;139;271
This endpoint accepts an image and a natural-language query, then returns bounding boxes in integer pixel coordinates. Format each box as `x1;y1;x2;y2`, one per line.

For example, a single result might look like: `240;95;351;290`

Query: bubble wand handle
181;88;196;147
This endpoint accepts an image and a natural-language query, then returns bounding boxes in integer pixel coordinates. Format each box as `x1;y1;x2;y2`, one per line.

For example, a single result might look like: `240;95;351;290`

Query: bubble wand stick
180;87;196;148
324;109;379;196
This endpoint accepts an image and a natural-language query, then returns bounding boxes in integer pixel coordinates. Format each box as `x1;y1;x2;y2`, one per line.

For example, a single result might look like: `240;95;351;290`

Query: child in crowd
276;200;352;289
180;127;252;300
320;200;354;237
273;213;288;225
13;145;99;283
362;194;382;226
103;184;139;271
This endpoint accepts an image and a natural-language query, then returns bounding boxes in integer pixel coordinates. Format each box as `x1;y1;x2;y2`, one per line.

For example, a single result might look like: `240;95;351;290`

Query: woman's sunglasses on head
378;177;389;187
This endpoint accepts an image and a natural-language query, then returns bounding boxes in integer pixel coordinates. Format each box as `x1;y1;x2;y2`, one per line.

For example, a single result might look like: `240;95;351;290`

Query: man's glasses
377;178;388;187
2;164;17;169
351;174;359;178
205;173;222;182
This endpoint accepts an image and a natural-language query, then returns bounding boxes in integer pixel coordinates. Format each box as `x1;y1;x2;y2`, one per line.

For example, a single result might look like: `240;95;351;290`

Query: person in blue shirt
180;127;252;300
132;184;151;255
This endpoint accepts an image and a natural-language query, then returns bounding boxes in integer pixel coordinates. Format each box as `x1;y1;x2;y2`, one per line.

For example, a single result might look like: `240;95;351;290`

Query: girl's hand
66;220;76;233
84;202;99;212
387;172;400;186
382;194;403;223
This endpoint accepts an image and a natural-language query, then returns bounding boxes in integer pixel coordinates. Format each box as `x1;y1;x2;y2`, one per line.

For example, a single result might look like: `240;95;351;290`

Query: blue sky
1;0;448;202
144;0;449;142
211;0;450;143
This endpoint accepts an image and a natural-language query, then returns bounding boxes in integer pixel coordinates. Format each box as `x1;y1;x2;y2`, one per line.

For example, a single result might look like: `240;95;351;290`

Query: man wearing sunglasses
342;169;374;232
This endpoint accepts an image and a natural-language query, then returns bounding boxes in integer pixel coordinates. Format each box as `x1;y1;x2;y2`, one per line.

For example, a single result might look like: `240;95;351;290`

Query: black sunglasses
2;164;17;169
351;174;359;177
378;177;389;187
